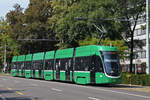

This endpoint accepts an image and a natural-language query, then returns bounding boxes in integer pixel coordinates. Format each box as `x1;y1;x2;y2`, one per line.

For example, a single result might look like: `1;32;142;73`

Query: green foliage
0;18;19;67
48;0;124;49
6;0;56;53
121;73;150;86
79;36;99;46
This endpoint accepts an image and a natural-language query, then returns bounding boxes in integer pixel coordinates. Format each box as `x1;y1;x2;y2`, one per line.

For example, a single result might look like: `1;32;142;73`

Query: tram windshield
101;51;120;76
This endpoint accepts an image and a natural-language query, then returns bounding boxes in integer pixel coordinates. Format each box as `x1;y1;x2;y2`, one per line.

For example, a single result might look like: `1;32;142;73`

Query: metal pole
146;0;150;74
3;41;6;73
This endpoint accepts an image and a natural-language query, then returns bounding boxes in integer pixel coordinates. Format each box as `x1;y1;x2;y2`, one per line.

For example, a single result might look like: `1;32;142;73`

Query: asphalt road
0;76;150;100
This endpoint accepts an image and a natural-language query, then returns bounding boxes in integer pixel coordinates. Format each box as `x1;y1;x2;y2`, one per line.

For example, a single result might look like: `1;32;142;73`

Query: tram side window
33;61;41;70
17;62;23;70
45;59;54;70
56;59;61;71
11;63;17;69
91;55;104;73
16;62;19;70
26;61;31;70
20;62;24;70
60;59;66;70
68;59;73;71
63;58;72;71
39;60;43;70
56;58;73;71
34;60;43;70
75;56;91;71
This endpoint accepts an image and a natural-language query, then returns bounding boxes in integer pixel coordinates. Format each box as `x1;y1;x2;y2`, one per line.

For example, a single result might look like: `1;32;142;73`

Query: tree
0;18;19;69
116;0;146;72
48;0;123;49
6;1;56;53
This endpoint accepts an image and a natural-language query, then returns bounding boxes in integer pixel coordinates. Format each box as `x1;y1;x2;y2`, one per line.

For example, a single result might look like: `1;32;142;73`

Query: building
121;19;146;73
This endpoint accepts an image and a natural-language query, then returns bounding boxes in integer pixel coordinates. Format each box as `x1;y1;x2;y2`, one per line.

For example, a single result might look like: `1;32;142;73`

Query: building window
134;28;145;36
134;51;146;59
141;51;146;58
142;39;146;46
141;29;146;35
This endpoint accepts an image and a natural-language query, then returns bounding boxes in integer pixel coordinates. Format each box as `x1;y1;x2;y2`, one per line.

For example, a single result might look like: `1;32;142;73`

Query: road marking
51;88;62;92
14;81;20;83
0;95;6;100
31;84;39;87
2;79;6;81
88;97;100;100
8;88;12;90
16;91;24;95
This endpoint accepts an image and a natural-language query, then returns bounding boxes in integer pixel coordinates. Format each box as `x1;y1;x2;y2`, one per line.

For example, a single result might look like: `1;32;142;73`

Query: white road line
0;95;6;100
51;88;62;92
31;84;39;87
2;79;6;81
88;97;100;100
14;80;20;83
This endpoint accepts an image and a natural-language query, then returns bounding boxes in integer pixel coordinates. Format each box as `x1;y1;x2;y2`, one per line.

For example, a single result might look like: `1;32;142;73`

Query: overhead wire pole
146;0;150;74
3;41;7;73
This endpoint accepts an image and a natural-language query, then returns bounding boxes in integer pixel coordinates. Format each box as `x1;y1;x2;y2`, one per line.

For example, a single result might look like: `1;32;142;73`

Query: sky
0;0;29;18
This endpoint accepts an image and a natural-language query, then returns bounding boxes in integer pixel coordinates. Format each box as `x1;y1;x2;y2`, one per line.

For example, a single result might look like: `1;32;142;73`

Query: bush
121;72;150;86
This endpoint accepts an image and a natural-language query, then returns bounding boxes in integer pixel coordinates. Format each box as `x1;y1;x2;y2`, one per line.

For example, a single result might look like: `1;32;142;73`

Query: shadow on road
5;97;36;100
87;84;143;89
0;90;24;94
0;90;37;100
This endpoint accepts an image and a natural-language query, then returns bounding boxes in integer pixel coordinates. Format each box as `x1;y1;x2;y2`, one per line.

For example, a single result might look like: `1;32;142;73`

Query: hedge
121;72;150;86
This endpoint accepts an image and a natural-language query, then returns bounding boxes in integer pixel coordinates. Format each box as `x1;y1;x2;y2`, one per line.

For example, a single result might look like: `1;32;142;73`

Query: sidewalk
115;84;150;93
0;73;11;76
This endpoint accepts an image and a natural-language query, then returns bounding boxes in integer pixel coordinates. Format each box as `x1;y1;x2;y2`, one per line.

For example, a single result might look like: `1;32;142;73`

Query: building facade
121;20;146;73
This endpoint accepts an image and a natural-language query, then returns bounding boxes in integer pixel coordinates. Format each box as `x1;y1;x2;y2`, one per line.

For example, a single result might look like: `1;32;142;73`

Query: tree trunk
130;33;134;73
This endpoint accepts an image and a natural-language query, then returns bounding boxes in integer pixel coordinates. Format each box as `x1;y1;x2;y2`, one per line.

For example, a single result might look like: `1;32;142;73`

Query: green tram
11;45;121;84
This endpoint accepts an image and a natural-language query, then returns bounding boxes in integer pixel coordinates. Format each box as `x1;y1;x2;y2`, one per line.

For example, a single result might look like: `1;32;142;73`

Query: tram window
56;59;61;71
45;59;54;70
16;62;19;69
60;59;66;70
75;56;91;71
56;58;72;71
33;60;43;70
91;55;104;72
25;61;31;70
11;63;17;69
17;62;24;69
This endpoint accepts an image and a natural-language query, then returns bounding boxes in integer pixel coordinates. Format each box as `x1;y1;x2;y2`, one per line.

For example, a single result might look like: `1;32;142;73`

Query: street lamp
146;0;150;74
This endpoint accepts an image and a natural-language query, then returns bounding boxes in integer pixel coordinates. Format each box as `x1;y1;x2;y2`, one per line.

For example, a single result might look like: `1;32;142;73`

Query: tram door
39;67;42;78
33;62;35;78
21;63;24;76
65;59;71;81
17;63;19;76
56;60;60;80
90;56;96;83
